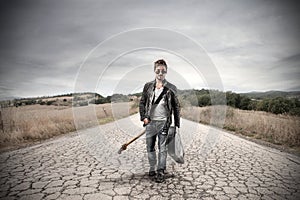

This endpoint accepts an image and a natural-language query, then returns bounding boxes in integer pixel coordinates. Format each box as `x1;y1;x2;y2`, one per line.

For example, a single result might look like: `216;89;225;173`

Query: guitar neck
126;130;146;145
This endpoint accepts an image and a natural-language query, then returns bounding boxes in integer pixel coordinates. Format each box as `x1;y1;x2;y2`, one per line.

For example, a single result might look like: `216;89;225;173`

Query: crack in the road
0;114;299;200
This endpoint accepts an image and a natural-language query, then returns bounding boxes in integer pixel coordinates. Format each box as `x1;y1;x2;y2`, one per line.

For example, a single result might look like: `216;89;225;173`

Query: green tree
268;97;294;114
257;99;270;112
248;100;258;110
226;92;241;108
210;90;226;105
198;94;211;106
239;96;251;110
185;95;198;106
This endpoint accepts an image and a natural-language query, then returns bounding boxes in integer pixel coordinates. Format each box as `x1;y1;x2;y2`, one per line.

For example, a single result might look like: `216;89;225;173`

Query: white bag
167;126;184;164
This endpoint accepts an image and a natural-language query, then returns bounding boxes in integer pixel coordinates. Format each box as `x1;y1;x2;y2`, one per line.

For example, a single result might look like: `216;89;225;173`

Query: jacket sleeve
171;87;181;128
139;83;148;121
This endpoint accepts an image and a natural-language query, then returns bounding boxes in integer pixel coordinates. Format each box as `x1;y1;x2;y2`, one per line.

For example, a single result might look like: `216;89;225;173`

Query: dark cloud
0;0;299;98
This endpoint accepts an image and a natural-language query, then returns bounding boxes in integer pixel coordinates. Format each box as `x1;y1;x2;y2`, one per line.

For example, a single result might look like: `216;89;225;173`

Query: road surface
0;114;299;200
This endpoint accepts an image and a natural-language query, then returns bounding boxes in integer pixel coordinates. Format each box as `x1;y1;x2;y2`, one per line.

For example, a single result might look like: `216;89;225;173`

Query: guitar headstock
117;144;128;154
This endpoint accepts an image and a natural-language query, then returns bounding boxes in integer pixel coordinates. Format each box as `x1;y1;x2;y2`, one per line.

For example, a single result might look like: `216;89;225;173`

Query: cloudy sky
0;0;299;99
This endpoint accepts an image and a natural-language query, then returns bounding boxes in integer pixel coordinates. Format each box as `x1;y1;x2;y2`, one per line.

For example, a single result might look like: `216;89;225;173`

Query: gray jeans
145;120;168;172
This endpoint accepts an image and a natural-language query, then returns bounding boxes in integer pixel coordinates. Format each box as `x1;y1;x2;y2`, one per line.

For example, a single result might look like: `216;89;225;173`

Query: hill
0;92;105;108
239;91;300;99
0;92;136;108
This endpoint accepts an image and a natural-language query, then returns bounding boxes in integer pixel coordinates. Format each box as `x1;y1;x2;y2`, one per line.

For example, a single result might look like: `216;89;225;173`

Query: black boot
155;170;165;183
148;170;156;177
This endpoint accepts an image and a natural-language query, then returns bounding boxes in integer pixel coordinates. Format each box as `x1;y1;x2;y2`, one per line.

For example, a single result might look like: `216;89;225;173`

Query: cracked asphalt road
0;114;299;200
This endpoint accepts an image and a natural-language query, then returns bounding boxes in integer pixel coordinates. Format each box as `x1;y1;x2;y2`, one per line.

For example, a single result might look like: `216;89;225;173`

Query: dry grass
0;102;138;150
181;106;300;148
2;102;299;152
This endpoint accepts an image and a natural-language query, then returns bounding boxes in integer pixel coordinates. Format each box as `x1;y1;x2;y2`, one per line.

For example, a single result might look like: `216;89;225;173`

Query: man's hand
143;118;150;125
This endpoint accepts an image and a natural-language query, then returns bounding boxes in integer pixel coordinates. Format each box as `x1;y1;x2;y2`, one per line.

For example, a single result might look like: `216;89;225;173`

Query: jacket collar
152;79;168;88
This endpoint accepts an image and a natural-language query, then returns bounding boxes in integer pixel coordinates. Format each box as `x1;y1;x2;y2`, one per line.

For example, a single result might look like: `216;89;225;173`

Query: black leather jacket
139;79;180;130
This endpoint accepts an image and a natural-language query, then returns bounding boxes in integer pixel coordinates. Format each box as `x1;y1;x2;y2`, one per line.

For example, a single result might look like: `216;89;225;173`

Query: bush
94;98;110;104
79;101;88;106
46;101;55;105
178;89;300;116
226;92;241;108
240;96;251;110
289;107;300;116
198;94;211;106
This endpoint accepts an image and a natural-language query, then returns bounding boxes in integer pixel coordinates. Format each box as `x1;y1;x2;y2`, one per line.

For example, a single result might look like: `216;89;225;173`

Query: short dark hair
154;59;167;70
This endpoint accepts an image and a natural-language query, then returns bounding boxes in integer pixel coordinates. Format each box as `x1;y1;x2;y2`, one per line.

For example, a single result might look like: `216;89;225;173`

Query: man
139;59;180;183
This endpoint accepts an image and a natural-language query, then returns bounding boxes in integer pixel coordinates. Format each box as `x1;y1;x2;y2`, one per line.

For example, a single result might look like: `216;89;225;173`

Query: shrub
79;101;88;106
46;101;55;106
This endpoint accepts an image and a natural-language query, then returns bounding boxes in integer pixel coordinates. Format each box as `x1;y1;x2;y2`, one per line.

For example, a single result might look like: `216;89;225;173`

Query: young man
139;59;180;183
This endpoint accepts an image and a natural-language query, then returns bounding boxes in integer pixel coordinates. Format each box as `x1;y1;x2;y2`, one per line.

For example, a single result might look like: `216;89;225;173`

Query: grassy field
181;105;300;152
1;102;299;154
0;102;138;151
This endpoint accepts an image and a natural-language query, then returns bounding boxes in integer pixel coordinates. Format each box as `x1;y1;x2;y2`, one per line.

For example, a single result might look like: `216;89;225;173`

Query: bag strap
152;87;168;105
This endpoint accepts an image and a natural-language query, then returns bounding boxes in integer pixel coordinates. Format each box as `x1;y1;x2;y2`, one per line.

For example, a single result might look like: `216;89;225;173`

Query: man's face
154;65;167;81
